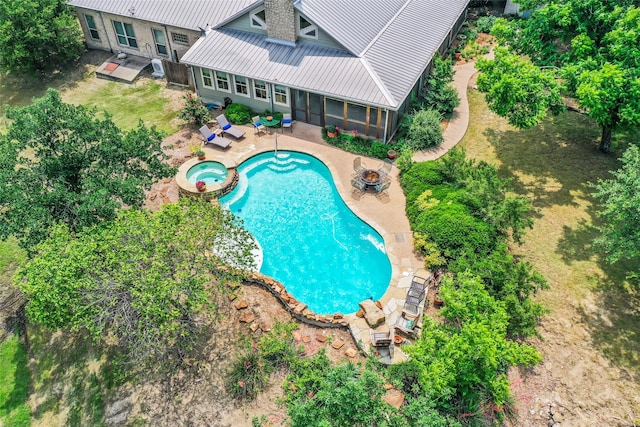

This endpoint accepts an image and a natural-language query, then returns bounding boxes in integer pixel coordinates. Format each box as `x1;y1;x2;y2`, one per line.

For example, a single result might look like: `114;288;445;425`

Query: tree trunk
599;126;612;153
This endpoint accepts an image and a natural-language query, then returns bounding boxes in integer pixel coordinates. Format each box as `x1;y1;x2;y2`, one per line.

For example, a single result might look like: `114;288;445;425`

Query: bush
476;15;498;33
178;93;210;125
258;321;299;369
226;351;271;400
406;109;443;150
321;130;393;159
224;103;252;124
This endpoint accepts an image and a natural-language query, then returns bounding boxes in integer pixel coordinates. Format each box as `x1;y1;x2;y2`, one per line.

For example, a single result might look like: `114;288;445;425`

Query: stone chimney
264;0;297;46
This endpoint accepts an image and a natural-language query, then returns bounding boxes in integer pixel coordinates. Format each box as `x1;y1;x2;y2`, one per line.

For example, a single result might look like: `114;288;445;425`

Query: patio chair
407;271;432;299
281;113;293;133
353;157;367;175
395;313;421;336
377;159;393;175
252;116;266;135
351;177;367;192
370;325;393;347
402;293;425;318
374;179;391;194
215;114;246;140
199;125;232;149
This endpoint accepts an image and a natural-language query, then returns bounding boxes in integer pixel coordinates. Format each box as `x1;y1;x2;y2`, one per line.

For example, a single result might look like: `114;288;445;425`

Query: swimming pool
220;151;391;314
186;161;228;185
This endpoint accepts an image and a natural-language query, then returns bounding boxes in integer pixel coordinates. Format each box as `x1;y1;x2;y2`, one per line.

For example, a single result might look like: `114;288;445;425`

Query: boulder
233;300;249;310
344;348;358;358
239;312;256;323
382;390;405;409
359;299;385;328
332;339;345;349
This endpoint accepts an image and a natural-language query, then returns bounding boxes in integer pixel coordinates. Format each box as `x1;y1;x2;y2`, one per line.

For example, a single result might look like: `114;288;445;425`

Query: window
274;84;289;106
234;76;249;97
298;16;317;39
254;80;268;100
215;71;230;92
250;8;266;29
171;32;189;44
85;15;100;40
152;29;167;55
113;21;137;48
202;69;213;88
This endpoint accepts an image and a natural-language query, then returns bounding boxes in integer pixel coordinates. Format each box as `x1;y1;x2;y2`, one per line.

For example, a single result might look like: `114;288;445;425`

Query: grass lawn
0;50;185;134
460;88;640;373
0;333;31;426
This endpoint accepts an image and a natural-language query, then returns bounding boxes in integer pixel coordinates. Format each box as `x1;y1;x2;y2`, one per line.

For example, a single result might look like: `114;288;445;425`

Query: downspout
97;11;113;52
383;109;389;144
269;83;275;112
189;65;198;95
162;24;176;62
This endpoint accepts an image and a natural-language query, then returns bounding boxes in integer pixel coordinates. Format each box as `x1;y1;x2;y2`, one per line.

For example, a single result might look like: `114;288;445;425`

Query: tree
592;144;640;267
0;0;84;72
15;198;257;372
0;89;175;250
476;48;565;129
478;2;640;152
404;273;541;420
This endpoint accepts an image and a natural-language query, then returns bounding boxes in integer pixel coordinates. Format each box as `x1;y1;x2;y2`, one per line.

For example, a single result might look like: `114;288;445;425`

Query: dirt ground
111;285;361;427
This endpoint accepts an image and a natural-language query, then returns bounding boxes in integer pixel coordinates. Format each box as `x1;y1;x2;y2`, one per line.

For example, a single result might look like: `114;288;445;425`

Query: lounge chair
199;125;232;149
252;116;266;135
281;113;293;133
215;114;246;139
402;293;425;318
407;271;432;299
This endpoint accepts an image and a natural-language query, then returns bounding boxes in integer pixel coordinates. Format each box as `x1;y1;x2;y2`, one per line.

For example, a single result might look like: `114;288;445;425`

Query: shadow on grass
479;108;640;378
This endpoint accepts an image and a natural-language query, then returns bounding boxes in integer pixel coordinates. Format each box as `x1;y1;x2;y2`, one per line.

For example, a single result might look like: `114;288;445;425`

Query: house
70;0;470;141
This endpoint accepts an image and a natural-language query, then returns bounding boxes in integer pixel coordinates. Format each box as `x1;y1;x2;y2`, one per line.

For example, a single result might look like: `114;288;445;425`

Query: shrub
476;15;498;33
258;321;299;369
224;103;252;124
226;351;271;400
178;93;210;125
406;109;443;150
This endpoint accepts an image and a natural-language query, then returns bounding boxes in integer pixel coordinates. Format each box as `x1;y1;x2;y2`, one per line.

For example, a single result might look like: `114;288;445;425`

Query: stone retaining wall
245;272;350;330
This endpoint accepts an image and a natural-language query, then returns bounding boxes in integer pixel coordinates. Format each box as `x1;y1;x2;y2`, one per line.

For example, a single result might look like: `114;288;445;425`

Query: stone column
264;0;296;45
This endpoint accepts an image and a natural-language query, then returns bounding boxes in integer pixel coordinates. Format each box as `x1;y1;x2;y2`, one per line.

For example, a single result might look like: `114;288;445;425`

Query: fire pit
361;169;381;190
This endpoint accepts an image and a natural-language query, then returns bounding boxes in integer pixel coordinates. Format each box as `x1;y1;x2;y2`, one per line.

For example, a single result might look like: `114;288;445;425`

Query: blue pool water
187;161;228;185
220;151;391;314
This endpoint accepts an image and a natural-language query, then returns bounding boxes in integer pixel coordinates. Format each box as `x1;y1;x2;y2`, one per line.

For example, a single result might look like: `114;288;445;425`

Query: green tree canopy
0;0;84;72
0;89;175;250
404;273;541;417
592;144;640;268
16;198;257;372
479;1;640;152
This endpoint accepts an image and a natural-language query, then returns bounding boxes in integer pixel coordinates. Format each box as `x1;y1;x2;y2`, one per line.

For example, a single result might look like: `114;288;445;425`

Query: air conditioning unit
151;58;165;78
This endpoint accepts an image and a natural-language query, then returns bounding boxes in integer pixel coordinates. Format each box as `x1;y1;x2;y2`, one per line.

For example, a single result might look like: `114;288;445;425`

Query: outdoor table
260;116;280;132
260;116;281;153
361;169;381;191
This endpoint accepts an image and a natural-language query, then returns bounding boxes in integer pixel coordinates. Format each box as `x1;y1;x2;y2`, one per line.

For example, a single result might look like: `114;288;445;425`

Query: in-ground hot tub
176;157;238;197
186;161;229;185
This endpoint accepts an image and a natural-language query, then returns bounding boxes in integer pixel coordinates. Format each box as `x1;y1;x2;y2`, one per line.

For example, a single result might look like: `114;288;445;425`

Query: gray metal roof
181;29;392;107
68;0;258;31
70;0;470;109
295;0;408;56
364;0;470;106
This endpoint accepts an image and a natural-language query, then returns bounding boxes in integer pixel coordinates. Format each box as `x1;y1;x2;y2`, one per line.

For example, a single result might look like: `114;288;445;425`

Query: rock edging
245;272;350;330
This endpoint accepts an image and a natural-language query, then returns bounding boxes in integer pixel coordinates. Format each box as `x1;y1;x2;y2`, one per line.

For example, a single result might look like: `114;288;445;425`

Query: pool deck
197;123;424;363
